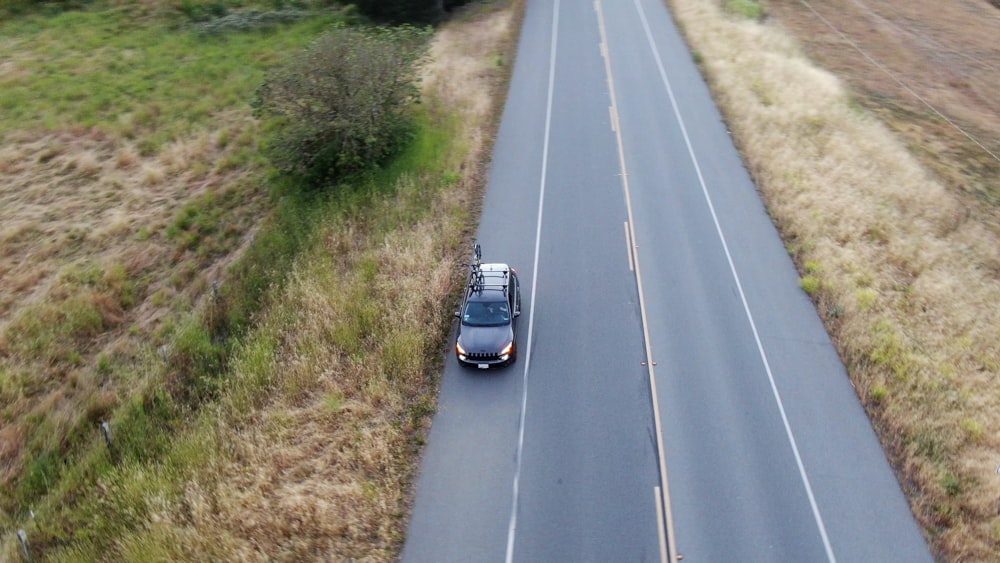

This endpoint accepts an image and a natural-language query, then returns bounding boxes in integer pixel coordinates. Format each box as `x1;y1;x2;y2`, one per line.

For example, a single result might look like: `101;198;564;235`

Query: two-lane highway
406;1;661;560
404;0;932;561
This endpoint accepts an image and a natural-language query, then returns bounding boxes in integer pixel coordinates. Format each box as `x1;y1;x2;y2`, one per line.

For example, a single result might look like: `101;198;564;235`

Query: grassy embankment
673;0;1000;559
1;0;520;559
0;0;334;524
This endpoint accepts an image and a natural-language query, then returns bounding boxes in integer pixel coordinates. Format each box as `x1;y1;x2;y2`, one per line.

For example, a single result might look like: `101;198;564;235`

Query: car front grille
466;351;502;361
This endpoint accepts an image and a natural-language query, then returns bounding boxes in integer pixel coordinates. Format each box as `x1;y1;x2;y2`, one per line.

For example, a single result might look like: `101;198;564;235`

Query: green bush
1;0;87;17
870;384;888;404
352;0;474;24
799;275;821;297
354;0;442;24
254;24;431;186
176;0;228;22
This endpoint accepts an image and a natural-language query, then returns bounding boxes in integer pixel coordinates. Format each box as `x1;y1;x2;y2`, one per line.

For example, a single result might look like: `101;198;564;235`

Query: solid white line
625;221;634;271
632;0;837;560
505;1;559;561
596;1;676;561
654;487;668;563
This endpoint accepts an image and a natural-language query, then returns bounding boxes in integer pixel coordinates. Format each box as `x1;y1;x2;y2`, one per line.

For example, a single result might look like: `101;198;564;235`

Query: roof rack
467;242;509;294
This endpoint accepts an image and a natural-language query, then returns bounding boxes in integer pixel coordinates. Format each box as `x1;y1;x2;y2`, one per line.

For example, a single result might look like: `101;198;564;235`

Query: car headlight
456;341;466;355
500;341;514;356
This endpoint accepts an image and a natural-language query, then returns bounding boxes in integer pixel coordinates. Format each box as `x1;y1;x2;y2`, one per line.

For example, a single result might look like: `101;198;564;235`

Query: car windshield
463;300;510;326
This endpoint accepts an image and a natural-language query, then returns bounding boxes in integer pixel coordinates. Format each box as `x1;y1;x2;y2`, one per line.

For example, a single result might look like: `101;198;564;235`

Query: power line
797;0;1000;164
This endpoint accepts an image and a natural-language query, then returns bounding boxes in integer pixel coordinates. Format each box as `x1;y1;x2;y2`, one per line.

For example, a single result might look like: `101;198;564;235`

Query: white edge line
654;486;668;563
505;1;559;561
632;0;837;560
625;221;635;271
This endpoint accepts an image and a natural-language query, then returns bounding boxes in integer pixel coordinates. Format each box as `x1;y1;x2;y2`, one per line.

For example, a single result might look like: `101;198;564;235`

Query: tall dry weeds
0;119;264;501
668;0;1000;558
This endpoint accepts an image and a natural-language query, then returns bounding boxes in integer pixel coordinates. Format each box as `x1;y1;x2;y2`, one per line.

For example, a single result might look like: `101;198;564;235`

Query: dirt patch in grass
0;126;247;320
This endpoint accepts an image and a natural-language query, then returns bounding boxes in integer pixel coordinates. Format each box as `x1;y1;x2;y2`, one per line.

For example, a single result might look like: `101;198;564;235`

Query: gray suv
455;244;521;369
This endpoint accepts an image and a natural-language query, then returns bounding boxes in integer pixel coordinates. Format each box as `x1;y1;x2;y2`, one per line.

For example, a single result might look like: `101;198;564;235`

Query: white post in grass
17;529;31;561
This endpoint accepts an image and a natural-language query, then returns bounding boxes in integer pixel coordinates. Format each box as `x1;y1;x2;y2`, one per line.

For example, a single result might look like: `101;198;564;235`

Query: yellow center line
596;1;678;561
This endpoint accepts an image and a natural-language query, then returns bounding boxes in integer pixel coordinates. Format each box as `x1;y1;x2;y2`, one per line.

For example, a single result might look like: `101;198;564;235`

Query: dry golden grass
422;0;515;167
0;119;264;491
668;0;1000;558
118;222;461;559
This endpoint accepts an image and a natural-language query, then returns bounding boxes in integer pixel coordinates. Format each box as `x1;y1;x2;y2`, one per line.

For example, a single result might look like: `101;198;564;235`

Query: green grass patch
224;329;279;416
165;320;225;406
855;287;878;312
382;329;424;381
940;472;962;497
0;5;347;141
16;449;61;501
869;384;888;404
3;262;144;364
959;418;983;443
323;391;344;414
166;193;226;253
799;274;821;297
217;181;328;333
868;320;917;380
723;0;763;20
5;292;108;365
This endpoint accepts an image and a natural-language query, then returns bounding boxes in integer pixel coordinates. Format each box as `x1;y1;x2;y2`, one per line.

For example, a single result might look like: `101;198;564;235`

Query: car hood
459;324;513;353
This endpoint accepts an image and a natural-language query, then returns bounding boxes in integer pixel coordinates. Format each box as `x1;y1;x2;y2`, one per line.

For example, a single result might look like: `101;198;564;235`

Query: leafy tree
254;25;431;185
1;0;87;16
353;0;443;24
352;0;474;24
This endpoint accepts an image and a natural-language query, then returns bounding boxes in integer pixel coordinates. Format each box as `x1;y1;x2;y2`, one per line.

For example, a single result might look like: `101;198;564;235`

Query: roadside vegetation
670;0;1000;559
253;24;432;184
1;0;345;534
1;0;520;559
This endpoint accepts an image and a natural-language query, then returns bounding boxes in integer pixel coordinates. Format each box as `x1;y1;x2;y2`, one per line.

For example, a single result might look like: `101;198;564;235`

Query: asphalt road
403;0;932;561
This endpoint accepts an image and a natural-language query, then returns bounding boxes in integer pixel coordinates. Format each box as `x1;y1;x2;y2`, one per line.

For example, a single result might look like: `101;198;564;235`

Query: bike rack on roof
467;242;509;294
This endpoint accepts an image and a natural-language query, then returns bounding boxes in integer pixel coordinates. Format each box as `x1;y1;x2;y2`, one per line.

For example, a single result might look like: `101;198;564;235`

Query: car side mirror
454;311;461;318
513;311;520;318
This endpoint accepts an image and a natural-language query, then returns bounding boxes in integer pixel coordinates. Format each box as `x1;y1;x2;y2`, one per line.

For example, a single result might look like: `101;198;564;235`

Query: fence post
101;421;119;463
100;421;112;449
17;529;31;562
